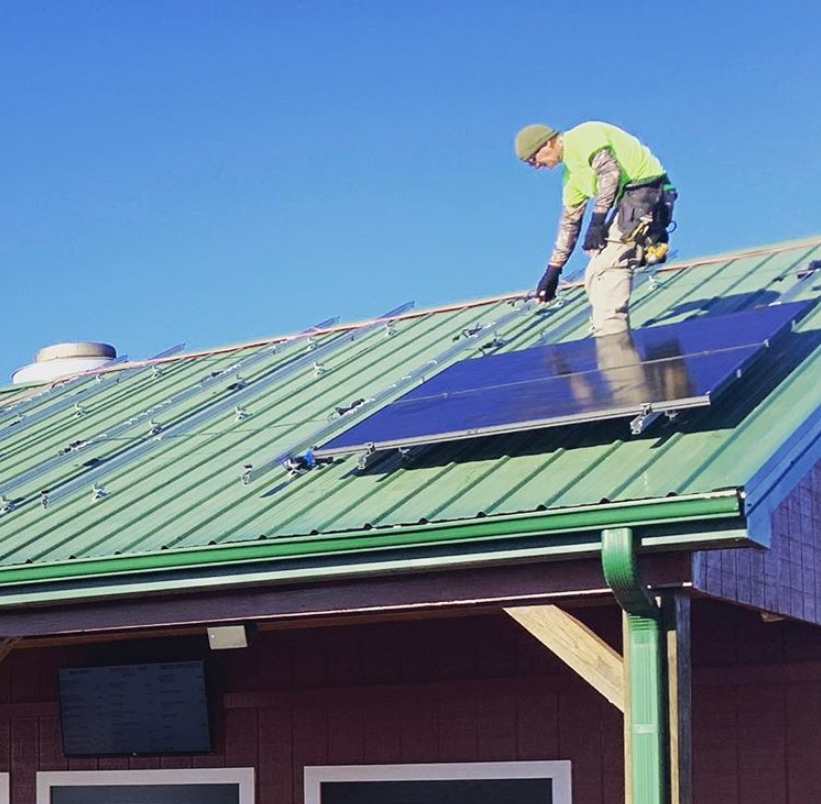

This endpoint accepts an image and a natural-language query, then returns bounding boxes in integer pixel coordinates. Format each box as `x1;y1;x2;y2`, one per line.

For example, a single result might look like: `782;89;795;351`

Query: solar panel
316;301;812;456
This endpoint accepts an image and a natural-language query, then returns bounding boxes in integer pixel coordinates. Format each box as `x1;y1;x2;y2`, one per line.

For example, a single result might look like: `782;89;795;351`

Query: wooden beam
0;555;693;638
0;638;20;664
505;604;624;711
663;592;692;804
622;612;633;804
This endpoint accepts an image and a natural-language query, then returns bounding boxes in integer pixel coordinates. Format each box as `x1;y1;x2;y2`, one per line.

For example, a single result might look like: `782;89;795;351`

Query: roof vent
11;342;117;385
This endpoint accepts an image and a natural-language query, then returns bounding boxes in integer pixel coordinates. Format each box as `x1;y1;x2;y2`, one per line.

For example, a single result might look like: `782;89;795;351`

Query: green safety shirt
561;121;665;209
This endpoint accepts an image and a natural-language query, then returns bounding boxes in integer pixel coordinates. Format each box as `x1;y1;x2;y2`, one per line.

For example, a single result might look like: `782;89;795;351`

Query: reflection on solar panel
316;301;812;456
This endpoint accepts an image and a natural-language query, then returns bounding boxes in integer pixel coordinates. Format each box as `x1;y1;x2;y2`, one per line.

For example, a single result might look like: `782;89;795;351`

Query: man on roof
515;121;676;336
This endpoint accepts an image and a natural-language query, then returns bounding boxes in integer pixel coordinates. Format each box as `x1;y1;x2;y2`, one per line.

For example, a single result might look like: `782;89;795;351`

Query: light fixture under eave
206;624;256;650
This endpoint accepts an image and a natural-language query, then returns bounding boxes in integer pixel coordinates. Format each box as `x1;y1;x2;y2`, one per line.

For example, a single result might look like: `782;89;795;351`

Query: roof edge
0;491;746;594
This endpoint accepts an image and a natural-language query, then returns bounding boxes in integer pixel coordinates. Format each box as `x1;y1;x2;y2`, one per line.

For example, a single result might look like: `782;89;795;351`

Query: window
37;768;254;804
305;761;571;804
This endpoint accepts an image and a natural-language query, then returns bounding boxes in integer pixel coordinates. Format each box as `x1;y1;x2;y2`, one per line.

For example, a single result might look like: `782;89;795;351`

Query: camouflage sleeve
590;147;623;214
548;202;586;268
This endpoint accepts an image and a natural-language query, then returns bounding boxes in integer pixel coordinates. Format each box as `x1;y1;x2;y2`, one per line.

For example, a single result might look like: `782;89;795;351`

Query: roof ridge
7;235;820;396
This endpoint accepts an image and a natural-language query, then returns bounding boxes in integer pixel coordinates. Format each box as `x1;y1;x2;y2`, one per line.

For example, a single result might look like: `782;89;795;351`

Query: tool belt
615;174;677;246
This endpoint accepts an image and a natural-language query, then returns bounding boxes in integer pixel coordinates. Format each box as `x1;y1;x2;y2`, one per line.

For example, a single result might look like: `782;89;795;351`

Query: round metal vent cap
35;342;117;363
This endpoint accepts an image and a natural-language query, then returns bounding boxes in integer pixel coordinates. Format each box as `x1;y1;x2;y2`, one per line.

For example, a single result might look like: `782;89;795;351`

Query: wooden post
623;611;633;804
663;592;692;804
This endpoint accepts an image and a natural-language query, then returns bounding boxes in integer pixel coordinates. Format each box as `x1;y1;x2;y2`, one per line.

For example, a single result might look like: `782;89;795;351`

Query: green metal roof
0;235;820;602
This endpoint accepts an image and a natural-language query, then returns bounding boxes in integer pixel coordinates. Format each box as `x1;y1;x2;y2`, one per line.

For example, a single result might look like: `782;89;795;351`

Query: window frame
36;767;254;804
304;760;571;804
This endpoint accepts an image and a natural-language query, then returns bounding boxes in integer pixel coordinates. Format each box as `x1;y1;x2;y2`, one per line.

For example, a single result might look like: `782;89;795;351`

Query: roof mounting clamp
313;362;329;377
91;483;108;501
0;496;15;515
227;375;246;392
284;450;317;476
357;444;377;471
452;324;485;342
330;397;370;420
74;403;88;418
797;259;821;280
59;440;88;456
384;323;398;338
234;405;250;422
480;335;506;353
147;419;163;437
40;490;49;509
151;365;163;380
630;404;660;436
240;465;253;486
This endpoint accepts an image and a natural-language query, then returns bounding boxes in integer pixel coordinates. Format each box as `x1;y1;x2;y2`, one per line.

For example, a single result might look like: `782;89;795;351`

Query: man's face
530;136;562;169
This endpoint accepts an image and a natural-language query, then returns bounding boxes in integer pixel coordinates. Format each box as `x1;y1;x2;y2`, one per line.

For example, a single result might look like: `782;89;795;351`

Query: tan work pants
584;219;637;337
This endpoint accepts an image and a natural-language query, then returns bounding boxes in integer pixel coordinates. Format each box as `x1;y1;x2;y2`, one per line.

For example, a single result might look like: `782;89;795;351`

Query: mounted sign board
58;661;210;756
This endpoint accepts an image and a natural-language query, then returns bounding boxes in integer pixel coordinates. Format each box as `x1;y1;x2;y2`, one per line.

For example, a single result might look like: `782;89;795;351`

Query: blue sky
2;1;819;381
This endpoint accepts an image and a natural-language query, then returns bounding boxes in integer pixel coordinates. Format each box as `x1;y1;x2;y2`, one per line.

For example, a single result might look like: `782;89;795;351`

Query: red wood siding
694;460;821;625
0;602;818;803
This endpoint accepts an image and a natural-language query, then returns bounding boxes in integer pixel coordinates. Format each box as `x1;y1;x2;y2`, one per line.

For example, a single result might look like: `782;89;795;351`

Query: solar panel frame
316;301;813;457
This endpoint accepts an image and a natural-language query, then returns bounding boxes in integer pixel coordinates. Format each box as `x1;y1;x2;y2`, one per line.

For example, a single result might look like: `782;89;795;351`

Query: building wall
0;602;818;803
694;460;821;624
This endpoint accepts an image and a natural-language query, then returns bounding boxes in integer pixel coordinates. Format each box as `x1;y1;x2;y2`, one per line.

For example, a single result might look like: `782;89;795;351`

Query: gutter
0;491;745;594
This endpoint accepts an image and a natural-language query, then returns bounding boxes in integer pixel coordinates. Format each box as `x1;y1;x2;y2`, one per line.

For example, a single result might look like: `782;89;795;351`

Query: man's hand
582;211;609;252
536;265;562;303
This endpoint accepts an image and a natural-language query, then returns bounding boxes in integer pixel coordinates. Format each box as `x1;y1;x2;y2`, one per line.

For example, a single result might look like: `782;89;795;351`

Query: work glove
536;264;562;303
582;211;609;252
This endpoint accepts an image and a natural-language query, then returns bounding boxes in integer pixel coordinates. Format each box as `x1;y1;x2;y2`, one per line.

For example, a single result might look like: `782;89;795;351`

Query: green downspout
602;526;666;804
